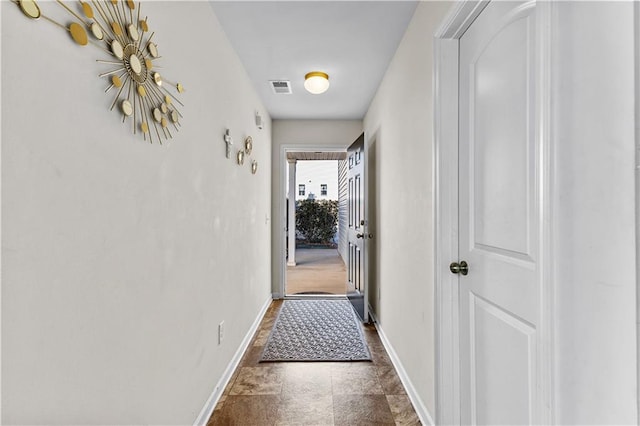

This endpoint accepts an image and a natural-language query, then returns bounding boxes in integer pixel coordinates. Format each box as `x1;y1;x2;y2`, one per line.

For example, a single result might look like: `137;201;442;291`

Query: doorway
283;151;348;296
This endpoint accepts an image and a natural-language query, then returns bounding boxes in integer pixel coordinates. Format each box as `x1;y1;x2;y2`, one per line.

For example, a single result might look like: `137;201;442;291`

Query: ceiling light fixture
304;71;330;94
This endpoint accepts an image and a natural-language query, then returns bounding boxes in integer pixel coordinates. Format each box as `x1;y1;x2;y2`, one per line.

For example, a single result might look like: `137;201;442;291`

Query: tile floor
207;300;421;426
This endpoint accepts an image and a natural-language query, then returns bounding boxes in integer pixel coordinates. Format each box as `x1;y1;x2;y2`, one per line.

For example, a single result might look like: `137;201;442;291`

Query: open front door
346;133;369;321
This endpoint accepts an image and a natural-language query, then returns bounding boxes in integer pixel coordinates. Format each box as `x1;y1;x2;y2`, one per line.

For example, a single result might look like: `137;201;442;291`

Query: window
321;184;328;196
298;184;305;196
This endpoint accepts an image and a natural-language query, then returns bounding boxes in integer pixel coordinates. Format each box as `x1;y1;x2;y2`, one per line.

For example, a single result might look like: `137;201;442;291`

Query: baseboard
368;309;436;426
193;296;273;426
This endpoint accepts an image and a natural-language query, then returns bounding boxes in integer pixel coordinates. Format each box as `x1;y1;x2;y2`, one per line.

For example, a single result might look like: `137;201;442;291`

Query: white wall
363;1;452;419
271;120;362;296
551;2;638;423
1;2;271;424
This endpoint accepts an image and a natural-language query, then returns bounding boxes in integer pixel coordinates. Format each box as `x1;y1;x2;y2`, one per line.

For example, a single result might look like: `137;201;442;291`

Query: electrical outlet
218;321;225;344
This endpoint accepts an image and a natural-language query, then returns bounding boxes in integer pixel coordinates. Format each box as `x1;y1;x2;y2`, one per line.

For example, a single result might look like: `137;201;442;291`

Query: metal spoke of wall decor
14;0;184;144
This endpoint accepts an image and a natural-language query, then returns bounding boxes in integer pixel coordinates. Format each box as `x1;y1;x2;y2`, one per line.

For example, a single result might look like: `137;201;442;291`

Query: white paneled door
347;134;368;322
457;1;539;424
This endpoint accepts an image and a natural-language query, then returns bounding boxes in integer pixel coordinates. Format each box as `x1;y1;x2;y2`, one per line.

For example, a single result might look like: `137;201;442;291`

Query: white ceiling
209;1;419;120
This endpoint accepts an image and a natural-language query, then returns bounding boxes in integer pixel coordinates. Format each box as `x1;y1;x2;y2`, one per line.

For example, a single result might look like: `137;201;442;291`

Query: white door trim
433;1;554;423
277;144;347;298
636;2;640;419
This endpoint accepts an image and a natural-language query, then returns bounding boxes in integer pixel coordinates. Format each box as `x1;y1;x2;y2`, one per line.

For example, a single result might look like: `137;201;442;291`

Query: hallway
4;1;638;423
208;300;420;425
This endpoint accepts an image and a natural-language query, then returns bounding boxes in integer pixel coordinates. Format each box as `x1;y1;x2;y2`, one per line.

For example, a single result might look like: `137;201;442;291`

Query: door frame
433;1;554;423
277;144;347;298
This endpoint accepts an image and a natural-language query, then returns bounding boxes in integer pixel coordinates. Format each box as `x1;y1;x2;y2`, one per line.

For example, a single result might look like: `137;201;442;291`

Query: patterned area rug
260;299;371;362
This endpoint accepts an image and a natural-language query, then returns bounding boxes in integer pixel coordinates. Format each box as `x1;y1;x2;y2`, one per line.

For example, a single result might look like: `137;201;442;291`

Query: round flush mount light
304;71;330;94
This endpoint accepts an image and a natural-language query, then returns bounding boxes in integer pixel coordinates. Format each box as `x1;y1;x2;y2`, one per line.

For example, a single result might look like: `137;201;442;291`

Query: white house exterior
287;160;339;201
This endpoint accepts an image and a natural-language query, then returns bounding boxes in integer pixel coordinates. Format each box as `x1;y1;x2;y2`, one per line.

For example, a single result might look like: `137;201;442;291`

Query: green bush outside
295;199;338;244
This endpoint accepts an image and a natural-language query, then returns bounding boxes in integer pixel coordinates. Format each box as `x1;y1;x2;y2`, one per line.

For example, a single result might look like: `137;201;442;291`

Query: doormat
260;299;371;362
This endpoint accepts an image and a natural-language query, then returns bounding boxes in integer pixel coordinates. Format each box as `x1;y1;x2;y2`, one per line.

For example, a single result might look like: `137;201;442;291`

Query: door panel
470;294;536;425
347;134;367;321
459;1;538;424
472;13;532;258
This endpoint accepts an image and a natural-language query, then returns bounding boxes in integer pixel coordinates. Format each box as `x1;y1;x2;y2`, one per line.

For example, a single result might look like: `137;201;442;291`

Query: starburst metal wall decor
14;0;184;144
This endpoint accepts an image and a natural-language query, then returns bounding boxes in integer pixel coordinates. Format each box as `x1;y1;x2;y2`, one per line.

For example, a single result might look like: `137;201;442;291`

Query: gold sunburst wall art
14;0;184;144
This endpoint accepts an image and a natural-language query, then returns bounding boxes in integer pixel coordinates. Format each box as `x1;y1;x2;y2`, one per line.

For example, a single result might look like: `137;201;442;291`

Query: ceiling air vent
270;80;292;94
